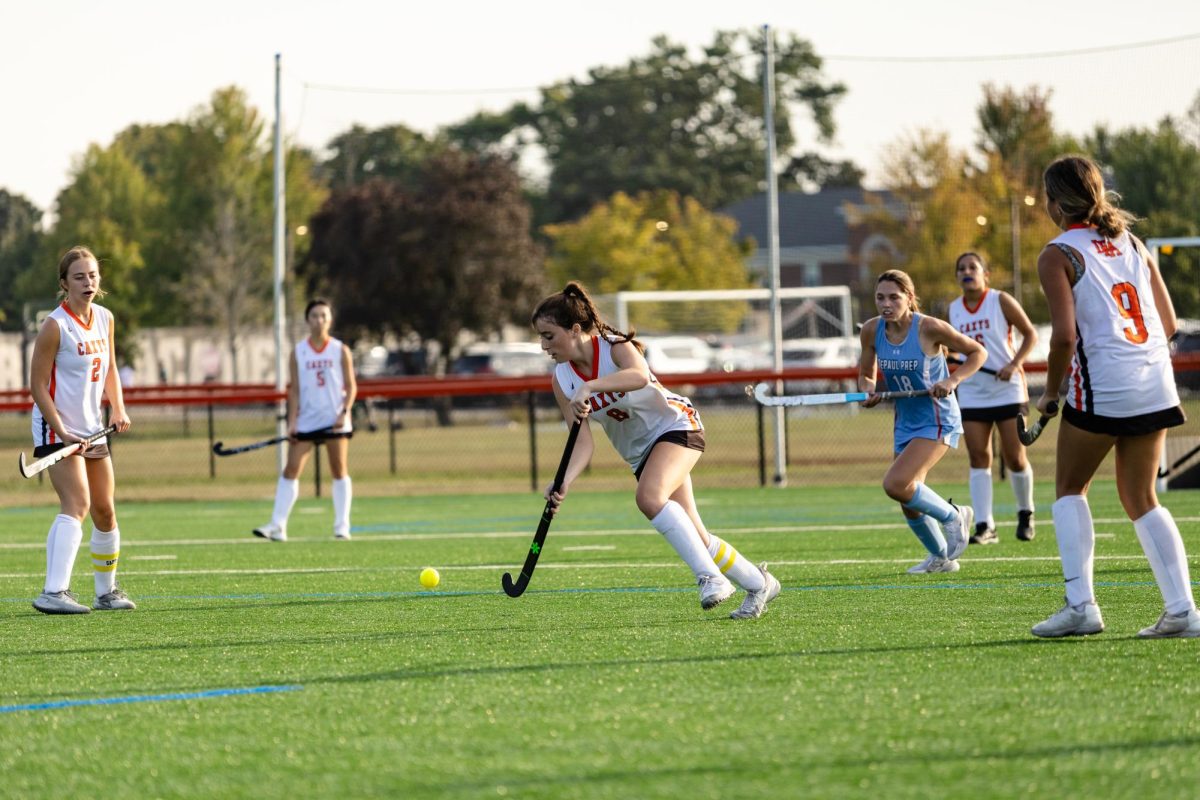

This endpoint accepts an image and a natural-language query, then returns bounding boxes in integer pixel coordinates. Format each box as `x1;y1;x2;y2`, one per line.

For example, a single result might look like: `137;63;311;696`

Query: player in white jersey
253;299;357;542
948;253;1039;545
532;282;780;619
29;247;134;615
1031;155;1196;639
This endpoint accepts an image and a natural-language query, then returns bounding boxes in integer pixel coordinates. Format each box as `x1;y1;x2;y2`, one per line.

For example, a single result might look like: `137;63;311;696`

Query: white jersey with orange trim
31;302;113;448
295;336;352;434
948;288;1027;409
1050;226;1179;417
554;336;702;471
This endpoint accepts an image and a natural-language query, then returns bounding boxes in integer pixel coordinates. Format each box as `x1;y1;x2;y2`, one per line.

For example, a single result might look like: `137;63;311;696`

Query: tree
0;189;43;330
543;190;755;332
304;151;545;376
446;29;850;224
319;124;445;190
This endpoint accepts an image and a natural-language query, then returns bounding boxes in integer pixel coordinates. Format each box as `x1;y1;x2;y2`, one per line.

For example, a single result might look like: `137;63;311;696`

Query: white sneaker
942;502;974;561
252;523;286;542
1031;600;1104;638
334;529;351;540
906;554;960;574
33;590;91;615
730;564;781;619
94;587;137;611
1138;607;1200;639
698;574;736;610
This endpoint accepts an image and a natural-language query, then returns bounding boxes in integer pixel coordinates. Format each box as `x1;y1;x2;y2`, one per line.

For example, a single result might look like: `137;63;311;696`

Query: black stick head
501;571;527;598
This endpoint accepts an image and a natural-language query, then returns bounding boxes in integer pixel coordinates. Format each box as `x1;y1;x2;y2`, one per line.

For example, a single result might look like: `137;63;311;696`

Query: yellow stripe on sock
92;563;117;572
720;550;737;573
91;552;118;560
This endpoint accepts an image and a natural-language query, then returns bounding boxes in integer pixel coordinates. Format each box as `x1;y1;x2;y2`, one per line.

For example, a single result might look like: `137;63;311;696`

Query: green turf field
2;483;1199;799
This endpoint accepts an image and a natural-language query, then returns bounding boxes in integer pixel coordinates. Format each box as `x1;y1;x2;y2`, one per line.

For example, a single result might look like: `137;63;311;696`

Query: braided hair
531;282;645;353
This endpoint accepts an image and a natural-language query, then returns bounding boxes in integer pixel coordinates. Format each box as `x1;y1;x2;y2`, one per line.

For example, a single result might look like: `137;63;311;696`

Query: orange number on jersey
316;370;326;387
1110;282;1149;344
606;408;630;422
90;357;102;382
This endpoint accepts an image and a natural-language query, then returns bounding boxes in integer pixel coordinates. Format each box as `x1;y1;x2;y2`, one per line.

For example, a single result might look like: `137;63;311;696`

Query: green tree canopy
543;190;755;333
320;123;445;190
0;189;43;330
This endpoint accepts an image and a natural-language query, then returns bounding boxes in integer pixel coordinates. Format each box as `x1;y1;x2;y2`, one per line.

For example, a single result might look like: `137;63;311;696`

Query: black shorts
634;430;706;481
32;442;110;460
960;403;1028;423
295;429;353;442
1062;403;1186;436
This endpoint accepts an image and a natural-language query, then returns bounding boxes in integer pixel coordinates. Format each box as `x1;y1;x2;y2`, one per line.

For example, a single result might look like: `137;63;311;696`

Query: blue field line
0;684;303;714
2;579;1187;606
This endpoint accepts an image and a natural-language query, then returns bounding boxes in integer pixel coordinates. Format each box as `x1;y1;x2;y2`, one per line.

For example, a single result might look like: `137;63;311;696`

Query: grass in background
1;483;1199;798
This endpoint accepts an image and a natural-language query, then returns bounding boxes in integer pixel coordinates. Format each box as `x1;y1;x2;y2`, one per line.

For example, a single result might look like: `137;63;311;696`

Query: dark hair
876;269;921;314
954;252;987;271
305;298;332;318
57;246;107;300
531;281;643;352
1043;154;1137;239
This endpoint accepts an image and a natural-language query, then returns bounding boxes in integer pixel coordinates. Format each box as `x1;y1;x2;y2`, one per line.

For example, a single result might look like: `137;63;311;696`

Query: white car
639;335;715;375
781;337;859;369
451;342;551;377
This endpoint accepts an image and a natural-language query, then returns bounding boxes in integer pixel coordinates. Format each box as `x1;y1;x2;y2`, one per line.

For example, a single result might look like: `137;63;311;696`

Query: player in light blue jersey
859;270;988;574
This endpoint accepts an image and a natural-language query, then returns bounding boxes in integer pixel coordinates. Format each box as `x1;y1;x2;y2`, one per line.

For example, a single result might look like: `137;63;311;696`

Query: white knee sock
1133;506;1196;615
651;501;721;581
45;514;83;594
1052;495;1095;607
271;477;300;530
706;535;765;592
1010;467;1035;512
91;526;120;597
969;468;994;528
332;477;353;537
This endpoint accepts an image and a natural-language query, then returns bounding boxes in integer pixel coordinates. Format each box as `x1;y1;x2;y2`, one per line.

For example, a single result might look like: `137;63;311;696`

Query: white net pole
763;25;787;487
272;54;288;474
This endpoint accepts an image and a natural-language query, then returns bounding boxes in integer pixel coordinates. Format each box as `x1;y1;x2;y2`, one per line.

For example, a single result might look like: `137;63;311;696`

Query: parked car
639;335;715;375
1174;328;1200;391
450;342;551;377
782;337;859;369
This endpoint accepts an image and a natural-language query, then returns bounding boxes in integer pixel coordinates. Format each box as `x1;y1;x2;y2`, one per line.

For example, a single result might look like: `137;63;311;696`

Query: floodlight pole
763;25;787;487
272;53;288;474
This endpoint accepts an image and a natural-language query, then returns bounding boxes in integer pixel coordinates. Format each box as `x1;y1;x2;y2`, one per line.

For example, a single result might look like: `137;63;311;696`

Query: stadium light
1024;195;1036;206
295;225;308;236
976;215;988;226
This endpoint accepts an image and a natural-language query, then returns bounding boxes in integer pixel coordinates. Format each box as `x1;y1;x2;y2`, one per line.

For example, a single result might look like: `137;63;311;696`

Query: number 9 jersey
1050;226;1179;417
31;302;112;448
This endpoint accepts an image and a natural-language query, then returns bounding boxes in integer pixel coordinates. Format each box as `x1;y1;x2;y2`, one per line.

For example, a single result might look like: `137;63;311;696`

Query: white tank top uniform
1050;226;1179;417
554;336;702;471
949;289;1027;409
32;302;112;448
295;337;352;434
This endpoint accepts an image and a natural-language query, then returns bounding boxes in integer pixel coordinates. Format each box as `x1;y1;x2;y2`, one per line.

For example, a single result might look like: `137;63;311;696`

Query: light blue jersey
874;313;962;453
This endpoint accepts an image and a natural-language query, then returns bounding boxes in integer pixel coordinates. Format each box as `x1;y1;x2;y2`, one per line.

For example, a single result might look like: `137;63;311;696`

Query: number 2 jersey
554;335;701;472
295;336;352;434
32;302;112;447
1050;226;1179;417
948;289;1027;409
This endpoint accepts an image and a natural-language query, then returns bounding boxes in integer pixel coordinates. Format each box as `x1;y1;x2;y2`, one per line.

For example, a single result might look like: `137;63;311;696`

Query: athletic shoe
1137;607;1200;639
730;564;782;620
942;502;974;560
94;587;137;611
334;530;351;540
1016;510;1036;541
698;574;736;610
252;523;287;542
969;522;998;546
1031;600;1104;637
906;555;960;574
32;590;91;615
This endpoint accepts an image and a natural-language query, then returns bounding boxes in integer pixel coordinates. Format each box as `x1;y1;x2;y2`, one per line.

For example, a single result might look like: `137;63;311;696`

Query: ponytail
532;282;644;353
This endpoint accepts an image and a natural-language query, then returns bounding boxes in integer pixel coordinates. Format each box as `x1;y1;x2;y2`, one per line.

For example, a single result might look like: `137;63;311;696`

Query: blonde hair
876;269;921;314
57;246;107;301
1043;155;1138;239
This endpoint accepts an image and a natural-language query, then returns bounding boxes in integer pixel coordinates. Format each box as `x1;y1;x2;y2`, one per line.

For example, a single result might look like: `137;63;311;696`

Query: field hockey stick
212;427;336;457
18;425;118;479
749;383;930;407
502;419;583;598
1017;401;1059;446
948;357;999;377
1158;441;1200;479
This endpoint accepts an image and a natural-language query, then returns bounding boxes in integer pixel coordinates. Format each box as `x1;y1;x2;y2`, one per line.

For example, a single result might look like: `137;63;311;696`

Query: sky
4;0;1200;215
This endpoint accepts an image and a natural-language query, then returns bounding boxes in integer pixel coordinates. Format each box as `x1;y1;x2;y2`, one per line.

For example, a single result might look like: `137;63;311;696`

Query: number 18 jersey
32;302;112;447
1050;226;1178;417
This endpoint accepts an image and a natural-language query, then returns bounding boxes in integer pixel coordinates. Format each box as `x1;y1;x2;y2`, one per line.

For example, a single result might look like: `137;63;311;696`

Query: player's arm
857;318;881;406
102;310;131;432
1133;236;1178;340
1036;244;1077;415
337;344;357;428
286;353;300;437
997;291;1037;380
29;320;77;443
924;316;986;397
566;340;650;418
546;377;594;511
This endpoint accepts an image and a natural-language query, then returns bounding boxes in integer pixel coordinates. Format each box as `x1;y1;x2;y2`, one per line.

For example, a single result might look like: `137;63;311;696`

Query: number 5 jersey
32;302;112;447
295;337;352;434
1050;226;1179;417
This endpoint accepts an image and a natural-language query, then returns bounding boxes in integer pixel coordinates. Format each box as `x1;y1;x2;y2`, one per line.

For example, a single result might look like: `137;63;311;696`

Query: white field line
562;545;617;551
0;553;1184;581
1;516;1194;551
